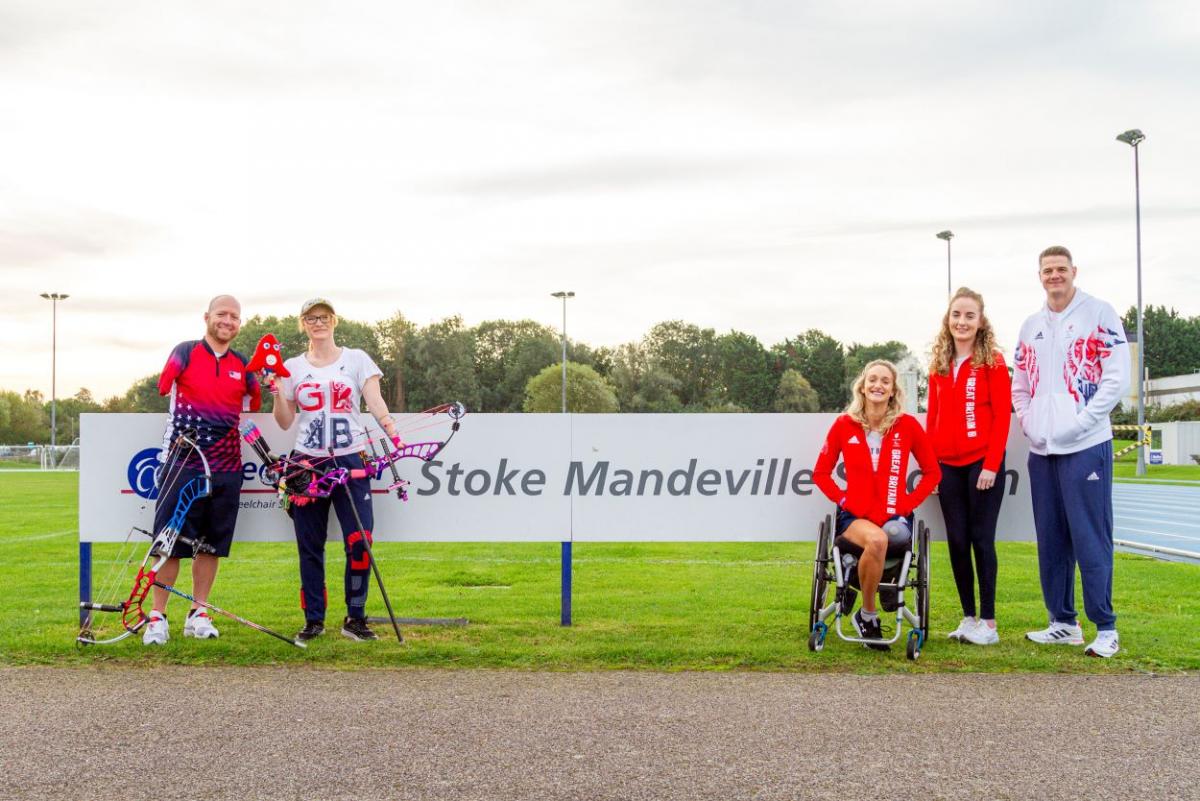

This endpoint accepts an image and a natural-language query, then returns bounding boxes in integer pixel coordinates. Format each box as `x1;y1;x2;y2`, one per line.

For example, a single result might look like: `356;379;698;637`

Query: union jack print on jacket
1011;290;1130;456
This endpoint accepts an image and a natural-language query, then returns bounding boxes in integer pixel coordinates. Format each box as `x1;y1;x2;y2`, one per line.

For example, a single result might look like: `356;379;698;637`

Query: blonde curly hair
845;360;906;433
930;287;999;377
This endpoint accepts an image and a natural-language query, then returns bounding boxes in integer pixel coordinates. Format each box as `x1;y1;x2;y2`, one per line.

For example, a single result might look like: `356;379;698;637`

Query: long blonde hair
930;287;999;376
845;359;906;432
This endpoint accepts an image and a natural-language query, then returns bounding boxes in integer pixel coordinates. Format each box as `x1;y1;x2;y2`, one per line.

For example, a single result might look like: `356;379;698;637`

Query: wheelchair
807;512;931;660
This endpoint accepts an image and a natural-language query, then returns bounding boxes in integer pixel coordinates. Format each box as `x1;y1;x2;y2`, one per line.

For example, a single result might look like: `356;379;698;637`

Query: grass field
1;472;1196;673
1112;439;1200;484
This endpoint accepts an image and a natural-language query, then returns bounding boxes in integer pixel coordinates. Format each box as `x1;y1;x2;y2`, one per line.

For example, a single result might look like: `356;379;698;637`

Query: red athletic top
813;413;941;526
158;340;261;471
925;354;1011;471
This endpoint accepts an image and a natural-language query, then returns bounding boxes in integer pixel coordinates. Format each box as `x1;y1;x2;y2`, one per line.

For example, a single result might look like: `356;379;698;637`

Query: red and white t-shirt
158;340;261;471
280;348;383;457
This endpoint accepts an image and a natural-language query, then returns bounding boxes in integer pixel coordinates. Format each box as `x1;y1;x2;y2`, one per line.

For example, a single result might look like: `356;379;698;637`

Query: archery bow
238;402;467;643
77;431;209;645
239;401;466;506
77;430;305;649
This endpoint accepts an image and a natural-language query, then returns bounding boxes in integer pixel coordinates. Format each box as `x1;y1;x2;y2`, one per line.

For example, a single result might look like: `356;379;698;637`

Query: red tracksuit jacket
925;354;1011;471
813;413;941;526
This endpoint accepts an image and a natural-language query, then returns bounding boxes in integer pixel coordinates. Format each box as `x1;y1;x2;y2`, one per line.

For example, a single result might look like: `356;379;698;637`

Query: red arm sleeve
898;420;942;516
925;371;940;456
983;357;1011;473
813;419;848;508
246;370;263;412
157;342;191;396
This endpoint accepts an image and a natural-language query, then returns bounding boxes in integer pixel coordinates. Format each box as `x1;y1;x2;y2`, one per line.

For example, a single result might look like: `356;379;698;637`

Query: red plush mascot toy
245;333;291;390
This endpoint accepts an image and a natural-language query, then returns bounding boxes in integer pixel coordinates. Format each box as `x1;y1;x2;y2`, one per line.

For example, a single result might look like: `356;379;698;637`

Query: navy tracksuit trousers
1027;441;1117;631
291;454;375;623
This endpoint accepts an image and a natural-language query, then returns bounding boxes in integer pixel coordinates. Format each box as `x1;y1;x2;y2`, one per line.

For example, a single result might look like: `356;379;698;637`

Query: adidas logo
1087;472;1100;481
1034;332;1044;340
848;435;860;444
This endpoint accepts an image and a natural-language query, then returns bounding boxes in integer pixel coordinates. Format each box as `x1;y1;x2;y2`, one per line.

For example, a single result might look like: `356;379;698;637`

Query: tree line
221;314;909;415
3;304;1197;444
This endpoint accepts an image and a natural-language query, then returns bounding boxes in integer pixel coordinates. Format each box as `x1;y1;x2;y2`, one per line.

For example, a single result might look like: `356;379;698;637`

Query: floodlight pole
936;231;954;299
39;292;69;452
551;291;574;413
1117;129;1146;477
550;290;575;626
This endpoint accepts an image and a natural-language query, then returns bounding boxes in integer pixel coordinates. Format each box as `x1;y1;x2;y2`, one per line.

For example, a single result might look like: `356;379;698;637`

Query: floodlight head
936;230;954;241
40;292;69;300
1116;129;1145;147
551;291;575;299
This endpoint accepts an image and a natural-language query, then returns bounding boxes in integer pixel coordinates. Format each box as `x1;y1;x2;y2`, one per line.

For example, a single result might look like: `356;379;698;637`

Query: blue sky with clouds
3;1;1198;399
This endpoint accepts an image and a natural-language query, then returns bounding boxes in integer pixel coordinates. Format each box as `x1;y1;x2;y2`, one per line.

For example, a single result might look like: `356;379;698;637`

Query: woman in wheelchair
814;360;940;650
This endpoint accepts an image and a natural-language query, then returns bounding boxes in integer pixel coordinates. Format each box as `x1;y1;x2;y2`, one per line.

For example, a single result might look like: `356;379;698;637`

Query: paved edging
0;667;1196;801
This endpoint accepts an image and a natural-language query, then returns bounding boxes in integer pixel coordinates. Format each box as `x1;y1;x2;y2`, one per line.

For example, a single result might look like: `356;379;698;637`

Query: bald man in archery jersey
142;295;261;645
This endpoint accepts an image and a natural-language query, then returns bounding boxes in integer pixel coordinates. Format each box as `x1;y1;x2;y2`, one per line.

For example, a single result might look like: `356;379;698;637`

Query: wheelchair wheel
906;630;921;660
808;625;826;652
916;522;931;641
808;515;832;633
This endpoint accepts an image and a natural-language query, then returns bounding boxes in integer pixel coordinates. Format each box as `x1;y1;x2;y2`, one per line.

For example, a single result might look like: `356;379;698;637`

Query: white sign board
80;413;1035;543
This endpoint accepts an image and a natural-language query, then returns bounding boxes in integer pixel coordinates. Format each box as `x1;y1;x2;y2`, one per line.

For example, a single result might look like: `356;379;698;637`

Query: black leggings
936;457;1005;620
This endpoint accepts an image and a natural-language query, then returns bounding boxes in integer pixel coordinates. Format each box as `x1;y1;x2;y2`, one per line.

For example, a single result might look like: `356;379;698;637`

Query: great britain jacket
926;353;1011;471
1011;289;1130;456
813;413;941;526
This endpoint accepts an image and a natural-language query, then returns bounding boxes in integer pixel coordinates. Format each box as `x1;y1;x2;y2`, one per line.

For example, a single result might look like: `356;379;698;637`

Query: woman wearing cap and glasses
272;298;399;643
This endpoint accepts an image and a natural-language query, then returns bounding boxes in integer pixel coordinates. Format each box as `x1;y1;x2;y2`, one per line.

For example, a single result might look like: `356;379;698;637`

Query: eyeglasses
303;314;332;325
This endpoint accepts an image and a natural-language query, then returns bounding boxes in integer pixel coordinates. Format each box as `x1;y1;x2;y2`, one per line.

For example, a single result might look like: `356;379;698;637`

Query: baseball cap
300;297;336;316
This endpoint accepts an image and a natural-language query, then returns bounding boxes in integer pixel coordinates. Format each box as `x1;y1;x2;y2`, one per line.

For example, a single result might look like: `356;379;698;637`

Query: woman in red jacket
814;360;940;650
926;287;1011;646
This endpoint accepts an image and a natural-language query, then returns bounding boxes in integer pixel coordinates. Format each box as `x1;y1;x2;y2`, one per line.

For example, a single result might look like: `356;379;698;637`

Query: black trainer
297;620;325;641
852;609;891;651
341;616;378;641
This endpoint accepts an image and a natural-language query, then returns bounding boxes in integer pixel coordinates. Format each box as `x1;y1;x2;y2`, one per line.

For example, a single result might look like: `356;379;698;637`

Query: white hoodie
1011;289;1131;456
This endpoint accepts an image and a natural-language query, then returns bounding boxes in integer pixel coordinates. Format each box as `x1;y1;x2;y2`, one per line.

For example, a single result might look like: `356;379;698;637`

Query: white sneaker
948;616;977;641
1025;622;1084;645
183;610;219;639
962;620;1000;646
1085;630;1120;658
142;613;169;646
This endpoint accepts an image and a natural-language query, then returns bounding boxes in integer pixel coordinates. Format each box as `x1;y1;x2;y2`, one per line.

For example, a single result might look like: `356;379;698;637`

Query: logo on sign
127;448;163;499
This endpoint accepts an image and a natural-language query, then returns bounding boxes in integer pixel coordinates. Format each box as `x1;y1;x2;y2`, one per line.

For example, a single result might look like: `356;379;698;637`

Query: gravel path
1;667;1196;801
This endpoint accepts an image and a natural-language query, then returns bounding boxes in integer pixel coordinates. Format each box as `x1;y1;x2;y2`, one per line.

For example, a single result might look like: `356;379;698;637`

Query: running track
1113;482;1200;562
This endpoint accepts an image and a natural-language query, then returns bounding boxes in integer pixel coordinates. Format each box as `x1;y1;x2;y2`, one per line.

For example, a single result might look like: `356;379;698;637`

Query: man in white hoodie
1012;246;1130;658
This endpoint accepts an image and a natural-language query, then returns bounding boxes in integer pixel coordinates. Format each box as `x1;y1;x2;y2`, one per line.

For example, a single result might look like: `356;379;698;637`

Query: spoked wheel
808;516;832;634
917;522;931;642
